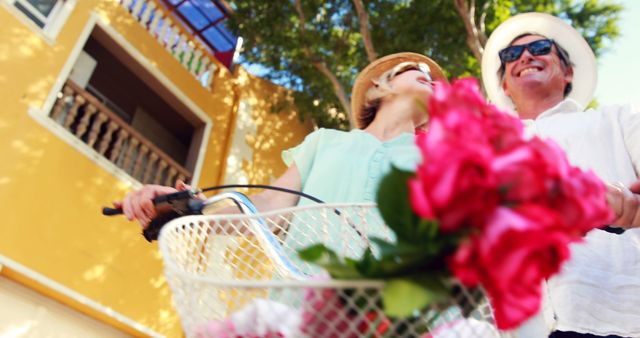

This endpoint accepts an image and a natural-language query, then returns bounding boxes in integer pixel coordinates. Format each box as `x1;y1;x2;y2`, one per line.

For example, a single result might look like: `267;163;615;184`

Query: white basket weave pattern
158;203;505;338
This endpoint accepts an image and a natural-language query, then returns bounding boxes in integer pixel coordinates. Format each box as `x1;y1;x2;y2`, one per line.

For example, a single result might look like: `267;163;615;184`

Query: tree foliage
226;0;622;129
227;0;365;129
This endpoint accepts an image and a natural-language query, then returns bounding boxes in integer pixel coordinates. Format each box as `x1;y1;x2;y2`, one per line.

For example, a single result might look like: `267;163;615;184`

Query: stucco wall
0;1;313;336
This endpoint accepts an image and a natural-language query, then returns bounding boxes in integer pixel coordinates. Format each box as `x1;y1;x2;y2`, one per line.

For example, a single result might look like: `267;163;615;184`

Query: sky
594;0;640;110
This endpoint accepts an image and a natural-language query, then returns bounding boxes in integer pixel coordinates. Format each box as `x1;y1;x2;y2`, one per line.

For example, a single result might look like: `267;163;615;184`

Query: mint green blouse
280;128;422;269
282;128;422;206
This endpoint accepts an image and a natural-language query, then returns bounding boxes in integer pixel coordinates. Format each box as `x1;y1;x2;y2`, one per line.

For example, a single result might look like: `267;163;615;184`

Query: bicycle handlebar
101;184;330;242
102;190;201;216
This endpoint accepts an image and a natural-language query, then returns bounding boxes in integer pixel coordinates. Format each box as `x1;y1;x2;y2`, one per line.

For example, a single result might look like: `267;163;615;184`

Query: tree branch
453;0;485;62
312;61;353;127
478;0;495;45
294;0;307;26
352;0;377;62
294;0;354;128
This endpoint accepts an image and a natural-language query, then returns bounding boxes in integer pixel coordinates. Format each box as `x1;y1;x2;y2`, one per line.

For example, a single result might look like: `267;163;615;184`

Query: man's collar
530;98;584;120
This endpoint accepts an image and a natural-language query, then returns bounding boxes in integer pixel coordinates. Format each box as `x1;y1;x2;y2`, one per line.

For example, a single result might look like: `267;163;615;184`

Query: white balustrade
118;0;220;90
50;80;192;185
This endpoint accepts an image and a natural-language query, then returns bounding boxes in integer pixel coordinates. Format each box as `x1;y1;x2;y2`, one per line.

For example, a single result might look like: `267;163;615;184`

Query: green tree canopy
227;0;622;129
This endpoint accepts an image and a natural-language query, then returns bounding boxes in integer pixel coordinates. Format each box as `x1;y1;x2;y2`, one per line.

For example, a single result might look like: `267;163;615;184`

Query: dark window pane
203;26;233;52
192;0;223;22
25;0;57;17
177;2;209;30
216;20;235;42
14;2;45;27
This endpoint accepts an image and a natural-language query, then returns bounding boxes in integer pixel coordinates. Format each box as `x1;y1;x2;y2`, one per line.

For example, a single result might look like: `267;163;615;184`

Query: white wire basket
158;203;511;338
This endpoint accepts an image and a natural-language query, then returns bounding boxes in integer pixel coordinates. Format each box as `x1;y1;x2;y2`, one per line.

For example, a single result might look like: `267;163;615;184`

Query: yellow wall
0;276;130;337
0;1;312;336
223;67;315;189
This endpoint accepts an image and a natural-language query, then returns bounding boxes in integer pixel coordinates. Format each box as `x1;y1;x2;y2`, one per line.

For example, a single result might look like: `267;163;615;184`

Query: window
13;0;63;28
160;0;238;68
3;0;75;40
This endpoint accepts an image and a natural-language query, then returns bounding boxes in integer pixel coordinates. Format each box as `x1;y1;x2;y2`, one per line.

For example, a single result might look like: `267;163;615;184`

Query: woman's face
389;67;434;101
387;64;434;126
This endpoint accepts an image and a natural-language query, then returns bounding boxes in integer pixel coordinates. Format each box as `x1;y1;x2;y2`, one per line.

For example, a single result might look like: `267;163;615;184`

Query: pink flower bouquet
300;78;613;331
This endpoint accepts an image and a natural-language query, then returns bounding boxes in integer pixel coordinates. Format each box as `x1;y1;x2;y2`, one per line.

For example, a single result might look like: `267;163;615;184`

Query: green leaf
355;243;425;278
382;276;452;318
297;244;362;279
354;247;378;276
376;166;421;243
412;219;441;244
370;237;421;258
368;238;448;277
382;279;439;318
376;167;444;246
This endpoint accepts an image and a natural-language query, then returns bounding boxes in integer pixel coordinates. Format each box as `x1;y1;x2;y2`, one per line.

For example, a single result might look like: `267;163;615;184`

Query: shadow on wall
227;67;314;191
1;24;64;106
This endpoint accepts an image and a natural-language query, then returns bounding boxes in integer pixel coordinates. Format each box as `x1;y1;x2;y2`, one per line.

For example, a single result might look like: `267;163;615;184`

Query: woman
116;52;447;228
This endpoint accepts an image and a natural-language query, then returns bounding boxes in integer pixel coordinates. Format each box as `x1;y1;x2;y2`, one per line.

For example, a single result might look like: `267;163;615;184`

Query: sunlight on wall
0;277;129;337
224;99;256;185
1;1;313;337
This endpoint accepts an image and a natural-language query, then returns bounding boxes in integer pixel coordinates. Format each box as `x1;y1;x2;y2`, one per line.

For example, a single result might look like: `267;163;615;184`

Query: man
481;13;640;338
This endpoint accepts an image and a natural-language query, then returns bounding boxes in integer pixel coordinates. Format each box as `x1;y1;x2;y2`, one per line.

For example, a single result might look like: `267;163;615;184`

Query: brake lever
102;190;206;242
142;198;205;242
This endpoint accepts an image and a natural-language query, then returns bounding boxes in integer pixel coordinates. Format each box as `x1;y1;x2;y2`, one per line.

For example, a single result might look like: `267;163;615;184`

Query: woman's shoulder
307;128;355;142
314;128;351;136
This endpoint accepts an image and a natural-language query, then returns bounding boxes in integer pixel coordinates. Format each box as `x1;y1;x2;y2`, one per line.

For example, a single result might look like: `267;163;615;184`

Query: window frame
159;0;238;68
2;0;76;42
27;15;212;188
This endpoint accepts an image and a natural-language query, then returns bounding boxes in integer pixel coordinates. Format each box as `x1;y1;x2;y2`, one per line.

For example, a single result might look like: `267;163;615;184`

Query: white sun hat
481;12;597;113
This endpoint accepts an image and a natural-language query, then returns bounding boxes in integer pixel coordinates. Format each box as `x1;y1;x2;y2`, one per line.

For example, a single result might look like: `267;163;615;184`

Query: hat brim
481;12;597;113
351;52;447;129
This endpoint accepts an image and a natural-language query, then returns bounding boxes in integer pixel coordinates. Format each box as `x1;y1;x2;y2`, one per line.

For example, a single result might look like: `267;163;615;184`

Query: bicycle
104;186;508;338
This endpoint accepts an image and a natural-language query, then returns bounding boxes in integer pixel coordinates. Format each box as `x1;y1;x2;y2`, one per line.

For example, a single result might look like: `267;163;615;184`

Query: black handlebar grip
102;190;201;242
101;190;195;216
102;207;123;216
143;210;183;242
152;190;195;206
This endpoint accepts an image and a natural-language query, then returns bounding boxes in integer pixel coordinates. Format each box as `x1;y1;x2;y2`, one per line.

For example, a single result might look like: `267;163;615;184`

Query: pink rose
446;239;481;286
411;131;498;232
194;299;296;338
302;286;352;337
409;76;614;331
552;167;614;235
302;286;391;337
428;78;487;121
481;108;524;152
425;79;488;144
449;205;573;330
491;137;612;235
491;138;570;203
301;274;391;337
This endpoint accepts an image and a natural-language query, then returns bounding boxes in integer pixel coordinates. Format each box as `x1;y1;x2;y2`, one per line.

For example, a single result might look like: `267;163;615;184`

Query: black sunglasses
499;39;554;63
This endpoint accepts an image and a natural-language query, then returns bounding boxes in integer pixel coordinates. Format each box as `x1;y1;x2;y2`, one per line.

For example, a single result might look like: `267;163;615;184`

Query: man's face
501;35;573;100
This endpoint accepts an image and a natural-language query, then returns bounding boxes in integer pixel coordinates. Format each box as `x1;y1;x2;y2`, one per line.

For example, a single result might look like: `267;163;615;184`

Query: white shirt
518;99;640;337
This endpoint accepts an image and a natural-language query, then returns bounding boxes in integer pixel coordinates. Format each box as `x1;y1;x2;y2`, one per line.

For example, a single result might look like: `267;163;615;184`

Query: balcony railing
50;80;191;185
119;0;219;89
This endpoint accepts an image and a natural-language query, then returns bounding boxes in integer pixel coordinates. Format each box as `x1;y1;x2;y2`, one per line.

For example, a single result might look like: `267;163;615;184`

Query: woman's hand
606;180;640;228
113;180;192;228
113;163;303;228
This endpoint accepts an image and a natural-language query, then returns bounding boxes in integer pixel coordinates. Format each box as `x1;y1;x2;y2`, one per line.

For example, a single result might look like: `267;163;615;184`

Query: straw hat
351;52;447;129
481;12;597;112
